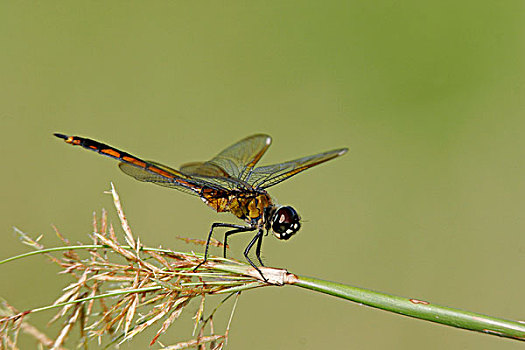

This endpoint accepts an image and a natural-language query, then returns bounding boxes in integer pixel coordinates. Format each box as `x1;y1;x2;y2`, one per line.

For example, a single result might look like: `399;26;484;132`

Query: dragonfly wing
179;162;230;177
249;148;348;189
119;162;224;196
180;134;272;182
178;162;253;190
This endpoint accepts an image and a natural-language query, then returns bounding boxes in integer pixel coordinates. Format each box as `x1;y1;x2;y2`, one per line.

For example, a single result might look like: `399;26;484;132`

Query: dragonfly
54;133;348;279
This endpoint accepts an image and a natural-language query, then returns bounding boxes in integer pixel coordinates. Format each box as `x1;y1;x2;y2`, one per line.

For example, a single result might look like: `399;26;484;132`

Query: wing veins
250;148;348;189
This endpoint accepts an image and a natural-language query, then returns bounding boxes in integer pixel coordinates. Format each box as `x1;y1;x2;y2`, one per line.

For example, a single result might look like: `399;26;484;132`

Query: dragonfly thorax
223;191;272;225
267;205;301;240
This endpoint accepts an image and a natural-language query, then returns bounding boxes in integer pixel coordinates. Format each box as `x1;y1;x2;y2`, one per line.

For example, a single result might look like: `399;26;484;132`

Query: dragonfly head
270;206;301;240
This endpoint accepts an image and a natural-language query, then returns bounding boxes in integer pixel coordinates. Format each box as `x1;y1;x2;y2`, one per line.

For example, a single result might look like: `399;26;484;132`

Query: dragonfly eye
271;206;301;240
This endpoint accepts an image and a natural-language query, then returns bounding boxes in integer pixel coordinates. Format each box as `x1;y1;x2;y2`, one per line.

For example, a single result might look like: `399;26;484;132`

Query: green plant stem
291;275;525;341
0;245;104;264
0;245;178;265
3;244;524;342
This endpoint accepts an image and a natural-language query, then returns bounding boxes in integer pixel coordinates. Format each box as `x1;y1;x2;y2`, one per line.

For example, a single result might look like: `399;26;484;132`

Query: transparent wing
178;162;229;177
180;134;272;182
248;148;348;189
119;161;228;196
176;161;255;191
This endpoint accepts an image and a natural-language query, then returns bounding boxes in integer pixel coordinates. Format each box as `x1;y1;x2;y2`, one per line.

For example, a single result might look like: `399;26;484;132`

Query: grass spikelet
0;184;280;349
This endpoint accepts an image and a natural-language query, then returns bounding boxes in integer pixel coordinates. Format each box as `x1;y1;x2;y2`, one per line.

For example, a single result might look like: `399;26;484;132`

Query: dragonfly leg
194;223;250;271
223;226;256;258
255;232;264;266
244;229;267;282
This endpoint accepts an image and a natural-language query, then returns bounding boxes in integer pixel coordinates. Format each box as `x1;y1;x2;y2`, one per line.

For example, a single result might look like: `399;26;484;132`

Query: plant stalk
289;275;525;341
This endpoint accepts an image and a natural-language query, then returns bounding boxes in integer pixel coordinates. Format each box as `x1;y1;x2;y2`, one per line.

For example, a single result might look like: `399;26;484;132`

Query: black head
271;206;301;240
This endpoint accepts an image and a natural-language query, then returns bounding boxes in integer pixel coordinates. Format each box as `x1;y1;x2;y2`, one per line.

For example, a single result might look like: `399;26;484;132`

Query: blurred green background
2;1;525;349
